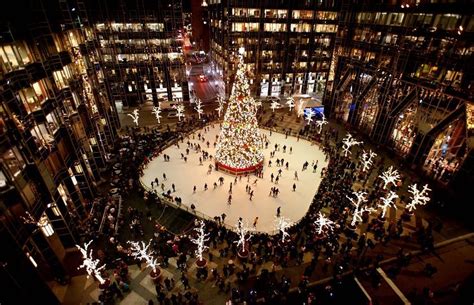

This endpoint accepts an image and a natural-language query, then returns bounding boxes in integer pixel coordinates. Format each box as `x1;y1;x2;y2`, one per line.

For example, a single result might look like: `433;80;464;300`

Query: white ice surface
140;124;328;233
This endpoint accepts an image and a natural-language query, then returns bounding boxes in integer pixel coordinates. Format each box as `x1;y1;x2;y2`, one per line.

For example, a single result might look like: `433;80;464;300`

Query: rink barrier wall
139;120;324;236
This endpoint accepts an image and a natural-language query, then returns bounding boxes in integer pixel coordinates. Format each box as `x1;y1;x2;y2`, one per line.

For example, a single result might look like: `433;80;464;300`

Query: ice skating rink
141;124;328;233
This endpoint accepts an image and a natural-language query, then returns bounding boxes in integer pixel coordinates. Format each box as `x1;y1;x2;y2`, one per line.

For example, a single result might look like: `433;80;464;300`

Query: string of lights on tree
274;216;292;243
341;133;363;157
127;240;159;273
128;109;139;127
77;240;107;284
189;220;210;262
215;47;265;170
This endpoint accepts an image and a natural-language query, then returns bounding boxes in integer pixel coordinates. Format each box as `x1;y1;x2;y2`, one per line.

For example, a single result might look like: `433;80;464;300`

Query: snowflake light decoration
151;105;162;124
406;183;431;212
378;166;401;189
127;109;140;127
286;97;295;112
174;104;185;121
305;108;316;125
314;212;335;235
346;191;375;227
378;190;399;218
315;113;328;134
189;220;210;262
360;149;377;172
128;240;159;273
194;98;204;119
216;94;226;117
77;240;107;284
234;219;253;253
274;216;292;243
342;133;363;157
270;100;280;112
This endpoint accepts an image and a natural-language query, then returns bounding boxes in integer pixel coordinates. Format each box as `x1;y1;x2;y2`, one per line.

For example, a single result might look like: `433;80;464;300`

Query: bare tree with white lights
406;183;431;212
77;240;107;284
341;133;362;157
378;166;401;189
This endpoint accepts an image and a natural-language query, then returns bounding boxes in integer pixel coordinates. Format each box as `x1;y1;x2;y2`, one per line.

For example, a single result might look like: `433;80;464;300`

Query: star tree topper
77;240;107;284
406;183;431;212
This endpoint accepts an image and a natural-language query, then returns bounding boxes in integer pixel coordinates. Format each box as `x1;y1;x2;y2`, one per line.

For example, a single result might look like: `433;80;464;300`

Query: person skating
293;183;296;192
276;206;281;217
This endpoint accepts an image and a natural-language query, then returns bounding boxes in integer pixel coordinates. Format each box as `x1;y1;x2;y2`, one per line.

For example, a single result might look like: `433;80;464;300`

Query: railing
138;120;326;236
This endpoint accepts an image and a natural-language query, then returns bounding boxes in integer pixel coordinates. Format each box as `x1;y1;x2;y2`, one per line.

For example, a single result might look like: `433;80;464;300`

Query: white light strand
151;104;162;124
314;212;335;235
189;220;210;262
406;183;431;212
342;133;363;157
315;113;328;134
378;166;401;189
270;100;280;112
128;240;159;273
286;97;295;112
346;191;375;227
127;109;139;127
297;101;305;118
77;240;106;284
234;219;253;253
378;190;399;218
216;94;226;117
274;216;292;243
305;108;316;125
360;149;377;172
214;50;264;170
194;98;204;119
174;104;185;121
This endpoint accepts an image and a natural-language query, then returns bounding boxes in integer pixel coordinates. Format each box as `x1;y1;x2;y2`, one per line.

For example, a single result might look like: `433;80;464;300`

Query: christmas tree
215;48;264;174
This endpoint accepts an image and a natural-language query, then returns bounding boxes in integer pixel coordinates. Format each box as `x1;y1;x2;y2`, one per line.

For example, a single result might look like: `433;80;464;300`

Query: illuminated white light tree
151;105;162;124
297;101;305;118
346;191;375;227
378;191;399;218
342;133;362;157
305;108;316;125
270;100;280;112
234;219;253;253
215;47;264;171
128;240;159;273
378;166;401;189
315;113;328;134
189;220;210;262
128;109;140;127
174;104;185;121
360;149;377;172
77;240;106;284
216;94;226;117
406;183;431;212
194;98;204;119
314;212;335;235
286;97;295;112
274;216;292;243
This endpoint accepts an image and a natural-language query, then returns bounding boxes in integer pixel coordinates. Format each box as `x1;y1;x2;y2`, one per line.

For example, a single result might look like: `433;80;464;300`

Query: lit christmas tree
215;48;264;173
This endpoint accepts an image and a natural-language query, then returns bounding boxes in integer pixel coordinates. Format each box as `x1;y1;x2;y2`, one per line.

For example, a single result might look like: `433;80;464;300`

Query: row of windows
231;8;337;20
356;12;473;31
95;23;165;32
231;22;337;33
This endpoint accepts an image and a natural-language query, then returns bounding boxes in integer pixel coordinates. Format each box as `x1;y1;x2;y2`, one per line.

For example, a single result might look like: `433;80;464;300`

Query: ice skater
293;183;296;192
253;217;259;228
294;171;299;180
193;185;197;193
271;173;274;183
276;206;281;217
204;183;208;191
227;194;232;205
163;173;167;180
249;190;254;201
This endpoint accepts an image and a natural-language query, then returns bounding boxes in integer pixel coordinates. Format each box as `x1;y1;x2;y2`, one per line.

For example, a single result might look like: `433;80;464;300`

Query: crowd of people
78;109;442;305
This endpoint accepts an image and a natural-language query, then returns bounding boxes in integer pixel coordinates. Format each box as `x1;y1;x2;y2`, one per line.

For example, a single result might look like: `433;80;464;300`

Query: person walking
253;217;259;228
